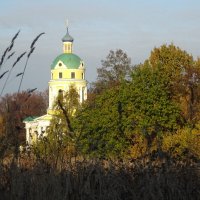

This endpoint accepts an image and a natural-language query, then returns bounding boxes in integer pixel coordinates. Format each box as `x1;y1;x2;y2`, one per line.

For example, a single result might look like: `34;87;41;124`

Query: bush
162;127;200;160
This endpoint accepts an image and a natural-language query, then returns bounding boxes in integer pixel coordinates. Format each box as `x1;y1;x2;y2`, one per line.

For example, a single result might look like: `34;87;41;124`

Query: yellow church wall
49;80;86;86
49;81;87;91
51;69;85;80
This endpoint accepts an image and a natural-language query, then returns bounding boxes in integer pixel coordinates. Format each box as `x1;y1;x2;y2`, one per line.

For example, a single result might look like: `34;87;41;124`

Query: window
65;44;67;51
68;45;71;51
82;72;84;79
59;63;62;67
59;72;62;79
82;87;85;102
71;72;75;79
51;73;53;79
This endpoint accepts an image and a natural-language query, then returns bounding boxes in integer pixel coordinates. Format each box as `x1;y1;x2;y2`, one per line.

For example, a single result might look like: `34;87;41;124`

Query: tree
121;63;182;148
73;86;129;159
0;90;48;158
93;49;132;93
34;86;80;167
148;44;200;124
73;63;182;158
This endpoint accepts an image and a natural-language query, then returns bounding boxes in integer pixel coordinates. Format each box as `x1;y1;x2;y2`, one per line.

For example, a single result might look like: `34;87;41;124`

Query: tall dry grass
0;153;199;200
0;31;45;165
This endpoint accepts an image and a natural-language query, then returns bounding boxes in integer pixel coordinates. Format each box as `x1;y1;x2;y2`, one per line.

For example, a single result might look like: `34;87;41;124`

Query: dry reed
0;155;199;200
0;30;20;69
18;32;45;93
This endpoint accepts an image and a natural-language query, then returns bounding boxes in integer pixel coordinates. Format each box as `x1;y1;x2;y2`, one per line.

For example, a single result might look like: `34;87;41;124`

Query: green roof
23;116;38;122
51;53;82;69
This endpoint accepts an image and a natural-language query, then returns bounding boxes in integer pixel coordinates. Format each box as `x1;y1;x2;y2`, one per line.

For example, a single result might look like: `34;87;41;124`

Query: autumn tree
121;64;182;148
0;90;48;158
93;49;133;93
148;44;200;124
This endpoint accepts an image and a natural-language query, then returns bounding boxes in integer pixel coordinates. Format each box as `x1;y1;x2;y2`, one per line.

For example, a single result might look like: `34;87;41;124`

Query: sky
0;0;200;95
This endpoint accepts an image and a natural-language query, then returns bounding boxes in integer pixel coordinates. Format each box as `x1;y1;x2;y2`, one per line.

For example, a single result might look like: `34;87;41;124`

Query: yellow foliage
128;126;200;160
162;127;200;159
128;132;158;159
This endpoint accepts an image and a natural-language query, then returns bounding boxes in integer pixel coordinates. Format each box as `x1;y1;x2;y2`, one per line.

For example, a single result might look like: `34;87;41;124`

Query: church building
24;27;87;145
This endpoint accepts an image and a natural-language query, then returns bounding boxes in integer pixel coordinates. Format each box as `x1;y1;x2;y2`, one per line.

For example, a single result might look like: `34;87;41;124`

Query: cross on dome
65;19;69;30
62;19;74;42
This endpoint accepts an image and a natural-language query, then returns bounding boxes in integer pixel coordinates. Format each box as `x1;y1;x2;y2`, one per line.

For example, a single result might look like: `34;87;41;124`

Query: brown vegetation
0;154;199;200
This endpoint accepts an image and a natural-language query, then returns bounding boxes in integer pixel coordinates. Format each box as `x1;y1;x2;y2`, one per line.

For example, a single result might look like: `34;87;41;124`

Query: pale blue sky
0;0;200;94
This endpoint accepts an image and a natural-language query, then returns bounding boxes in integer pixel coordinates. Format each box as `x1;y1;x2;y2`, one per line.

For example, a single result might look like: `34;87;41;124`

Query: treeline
0;44;199;161
36;45;200;162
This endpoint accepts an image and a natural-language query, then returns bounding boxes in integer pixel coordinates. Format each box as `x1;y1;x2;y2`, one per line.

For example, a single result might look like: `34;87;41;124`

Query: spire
62;20;74;42
62;20;74;53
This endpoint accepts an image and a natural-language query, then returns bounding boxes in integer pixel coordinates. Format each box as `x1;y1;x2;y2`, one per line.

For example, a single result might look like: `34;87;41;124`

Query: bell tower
24;24;88;145
48;25;87;114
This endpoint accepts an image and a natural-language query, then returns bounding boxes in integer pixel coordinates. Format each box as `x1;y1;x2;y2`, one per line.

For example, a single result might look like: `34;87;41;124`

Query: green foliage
121;64;182;143
73;86;129;158
74;63;182;158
